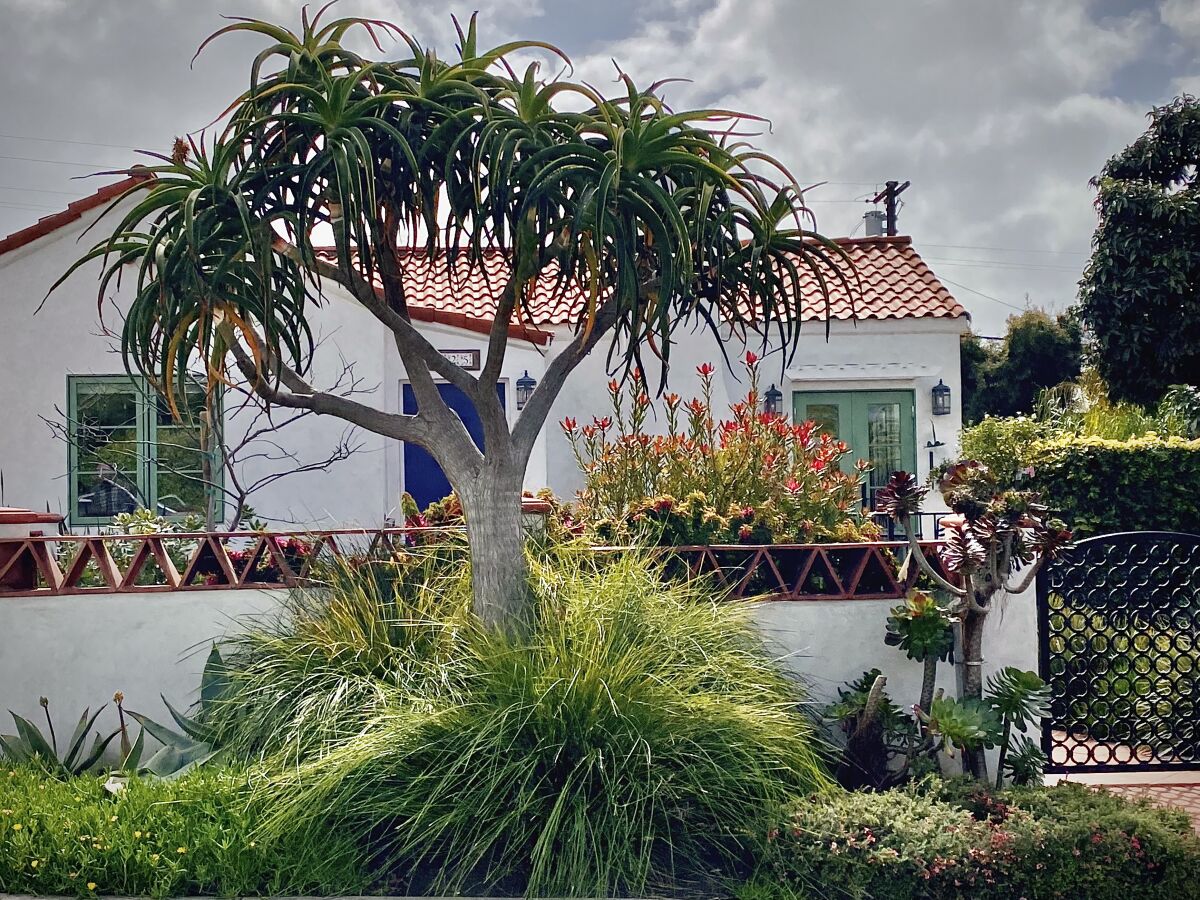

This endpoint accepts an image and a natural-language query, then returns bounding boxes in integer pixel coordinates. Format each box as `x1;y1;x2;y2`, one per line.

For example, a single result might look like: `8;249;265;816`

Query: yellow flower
11;823;21;831
133;831;142;839
109;815;118;822
87;882;97;891
249;841;256;848
177;846;187;854
30;860;39;868
150;853;159;862
1;809;12;815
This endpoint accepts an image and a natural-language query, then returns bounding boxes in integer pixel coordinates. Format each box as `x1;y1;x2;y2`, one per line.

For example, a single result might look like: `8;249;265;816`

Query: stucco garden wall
0;585;1038;745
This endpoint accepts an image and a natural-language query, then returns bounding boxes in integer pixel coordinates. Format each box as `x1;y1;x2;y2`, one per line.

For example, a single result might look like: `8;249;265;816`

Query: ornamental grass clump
215;550;831;896
563;354;877;545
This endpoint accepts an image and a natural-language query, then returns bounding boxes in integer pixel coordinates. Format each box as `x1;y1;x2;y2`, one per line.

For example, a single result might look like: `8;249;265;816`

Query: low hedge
1028;435;1200;536
0;765;365;898
759;780;1200;900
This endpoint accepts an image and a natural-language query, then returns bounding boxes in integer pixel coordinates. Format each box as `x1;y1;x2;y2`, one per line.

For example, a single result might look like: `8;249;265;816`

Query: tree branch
899;514;968;598
511;300;620;464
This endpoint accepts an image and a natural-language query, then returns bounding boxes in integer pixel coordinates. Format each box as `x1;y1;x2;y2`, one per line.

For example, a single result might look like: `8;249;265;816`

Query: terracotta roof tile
0;173;151;258
2;174;963;336
318;235;964;335
799;235;967;321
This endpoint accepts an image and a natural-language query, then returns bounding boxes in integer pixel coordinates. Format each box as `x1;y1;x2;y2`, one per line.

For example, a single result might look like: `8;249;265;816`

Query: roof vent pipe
864;209;886;237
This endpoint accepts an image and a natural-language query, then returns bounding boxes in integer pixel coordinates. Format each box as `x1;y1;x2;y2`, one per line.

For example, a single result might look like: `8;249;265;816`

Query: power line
0;200;61;212
924;256;1082;273
0;153;128;169
937;275;1028;312
0;131;146;152
922;242;1089;256
0;184;84;196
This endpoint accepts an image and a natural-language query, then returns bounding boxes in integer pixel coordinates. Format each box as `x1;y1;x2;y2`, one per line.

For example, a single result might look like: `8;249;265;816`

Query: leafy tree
55;10;849;630
1078;95;1200;406
961;310;1082;423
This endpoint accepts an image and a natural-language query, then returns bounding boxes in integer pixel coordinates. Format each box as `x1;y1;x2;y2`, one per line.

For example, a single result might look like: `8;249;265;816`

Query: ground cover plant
201;549;832;897
0;764;366;898
564;354;876;545
755;779;1200;900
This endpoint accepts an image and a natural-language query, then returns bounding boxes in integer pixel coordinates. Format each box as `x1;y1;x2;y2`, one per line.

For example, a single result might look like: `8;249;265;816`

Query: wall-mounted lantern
932;379;951;416
763;383;783;416
515;370;537;411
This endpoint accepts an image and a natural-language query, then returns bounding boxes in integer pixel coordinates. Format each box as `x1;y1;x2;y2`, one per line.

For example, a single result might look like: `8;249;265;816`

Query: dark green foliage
209;551;832;897
961;310;1083;423
1029;434;1200;536
760;780;1200;899
0;701;117;778
0;765;366;898
1078;95;1200;406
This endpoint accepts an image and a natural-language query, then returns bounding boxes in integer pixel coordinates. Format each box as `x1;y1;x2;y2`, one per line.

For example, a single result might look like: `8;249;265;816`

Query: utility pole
869;180;910;236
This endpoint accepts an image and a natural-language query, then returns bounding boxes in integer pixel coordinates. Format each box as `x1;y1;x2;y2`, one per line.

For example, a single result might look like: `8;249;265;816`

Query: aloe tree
56;8;850;629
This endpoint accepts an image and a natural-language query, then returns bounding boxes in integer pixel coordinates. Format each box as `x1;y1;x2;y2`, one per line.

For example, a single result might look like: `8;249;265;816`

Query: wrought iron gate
1038;532;1200;773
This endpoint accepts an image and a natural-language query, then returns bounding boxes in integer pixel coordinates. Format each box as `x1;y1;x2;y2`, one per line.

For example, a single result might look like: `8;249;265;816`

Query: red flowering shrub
563;354;878;544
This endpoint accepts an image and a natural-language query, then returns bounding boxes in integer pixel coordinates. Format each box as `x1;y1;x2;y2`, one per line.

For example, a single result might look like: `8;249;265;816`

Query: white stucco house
0;176;970;530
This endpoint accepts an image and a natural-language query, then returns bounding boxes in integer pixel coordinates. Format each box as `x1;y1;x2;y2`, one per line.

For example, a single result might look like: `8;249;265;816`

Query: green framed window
793;389;916;511
67;375;220;526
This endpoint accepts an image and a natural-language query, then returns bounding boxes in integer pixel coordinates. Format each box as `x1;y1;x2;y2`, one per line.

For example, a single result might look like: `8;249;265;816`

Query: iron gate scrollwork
1038;532;1200;773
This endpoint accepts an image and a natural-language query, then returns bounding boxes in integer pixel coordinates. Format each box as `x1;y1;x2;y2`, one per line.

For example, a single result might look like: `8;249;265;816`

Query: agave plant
53;6;854;630
0;698;118;776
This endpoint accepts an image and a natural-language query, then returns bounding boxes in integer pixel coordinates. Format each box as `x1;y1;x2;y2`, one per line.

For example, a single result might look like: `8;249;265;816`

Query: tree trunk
460;466;531;633
961;605;989;780
920;655;938;715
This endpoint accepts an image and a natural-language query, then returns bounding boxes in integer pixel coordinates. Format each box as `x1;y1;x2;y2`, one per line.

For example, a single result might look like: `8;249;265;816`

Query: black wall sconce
763;383;783;416
932;378;951;416
516;370;537;410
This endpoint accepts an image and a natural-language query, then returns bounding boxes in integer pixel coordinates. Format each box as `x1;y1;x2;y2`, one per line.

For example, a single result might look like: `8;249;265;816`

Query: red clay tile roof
319;235;964;334
802;235;967;321
0;173;151;258
2;176;963;338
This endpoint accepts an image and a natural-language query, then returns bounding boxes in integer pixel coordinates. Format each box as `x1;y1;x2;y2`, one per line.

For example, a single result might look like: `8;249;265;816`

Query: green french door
793;390;916;512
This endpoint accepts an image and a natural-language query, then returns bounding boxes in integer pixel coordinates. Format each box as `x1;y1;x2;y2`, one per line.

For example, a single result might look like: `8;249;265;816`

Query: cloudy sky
1;0;1195;334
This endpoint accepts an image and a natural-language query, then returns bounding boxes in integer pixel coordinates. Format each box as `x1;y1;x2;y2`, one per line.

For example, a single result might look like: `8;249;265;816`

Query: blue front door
401;382;506;510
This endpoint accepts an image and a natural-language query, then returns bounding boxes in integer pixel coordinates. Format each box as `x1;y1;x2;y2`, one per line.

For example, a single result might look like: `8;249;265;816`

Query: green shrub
761;780;1200;900
0;765;365;898
957;414;1049;483
1029;434;1200;536
214;550;832;897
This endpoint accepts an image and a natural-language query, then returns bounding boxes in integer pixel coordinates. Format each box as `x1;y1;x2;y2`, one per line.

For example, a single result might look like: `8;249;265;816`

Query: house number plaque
440;349;481;370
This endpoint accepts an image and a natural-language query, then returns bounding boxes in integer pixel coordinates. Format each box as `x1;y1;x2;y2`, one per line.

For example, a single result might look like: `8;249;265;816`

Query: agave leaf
64;704;109;767
199;644;230;707
0;733;31;762
161;695;217;744
10;713;57;763
141;742;216;779
125;709;190;748
76;729;120;774
121;726;146;772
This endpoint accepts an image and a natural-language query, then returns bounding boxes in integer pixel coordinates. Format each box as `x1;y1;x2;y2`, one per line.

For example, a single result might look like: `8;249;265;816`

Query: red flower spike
745;351;759;366
697;362;715;377
561;417;578;434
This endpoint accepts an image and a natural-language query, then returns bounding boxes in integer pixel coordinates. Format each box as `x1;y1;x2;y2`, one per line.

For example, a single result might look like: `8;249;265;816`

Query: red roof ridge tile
0;170;152;258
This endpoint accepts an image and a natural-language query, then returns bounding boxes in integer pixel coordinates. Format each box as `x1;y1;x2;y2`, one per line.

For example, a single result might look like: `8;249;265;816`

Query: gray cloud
1;0;1189;333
